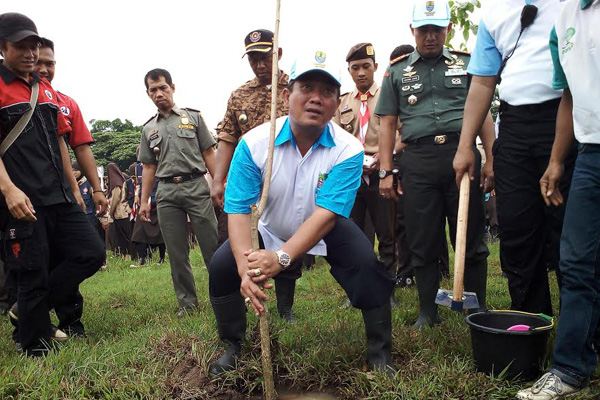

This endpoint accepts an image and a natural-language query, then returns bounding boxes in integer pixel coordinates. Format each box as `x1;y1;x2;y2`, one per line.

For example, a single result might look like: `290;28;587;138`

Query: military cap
243;29;274;57
346;43;376;63
0;13;40;42
389;44;415;61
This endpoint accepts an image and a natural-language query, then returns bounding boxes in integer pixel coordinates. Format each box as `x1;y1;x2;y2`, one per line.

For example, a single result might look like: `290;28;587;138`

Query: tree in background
446;0;481;51
89;118;142;172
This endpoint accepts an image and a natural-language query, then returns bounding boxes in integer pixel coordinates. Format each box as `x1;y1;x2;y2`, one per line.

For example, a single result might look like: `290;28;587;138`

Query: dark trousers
2;203;104;352
495;99;576;315
209;217;394;310
401;141;489;269
548;145;600;388
350;174;395;277
394;151;450;278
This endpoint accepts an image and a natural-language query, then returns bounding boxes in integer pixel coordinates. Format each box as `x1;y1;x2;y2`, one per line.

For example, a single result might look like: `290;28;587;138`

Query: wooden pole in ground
250;0;281;399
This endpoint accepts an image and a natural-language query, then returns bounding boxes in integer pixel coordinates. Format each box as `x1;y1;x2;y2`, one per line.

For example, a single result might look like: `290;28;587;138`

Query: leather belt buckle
434;135;447;145
173;176;183;183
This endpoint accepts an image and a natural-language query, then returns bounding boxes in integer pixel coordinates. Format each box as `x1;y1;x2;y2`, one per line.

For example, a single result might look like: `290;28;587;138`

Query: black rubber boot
413;263;442;329
275;278;296;322
361;301;395;375
464;259;488;315
208;292;246;376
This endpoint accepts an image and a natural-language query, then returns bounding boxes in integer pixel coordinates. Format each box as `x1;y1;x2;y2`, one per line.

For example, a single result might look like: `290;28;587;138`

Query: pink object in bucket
507;324;531;331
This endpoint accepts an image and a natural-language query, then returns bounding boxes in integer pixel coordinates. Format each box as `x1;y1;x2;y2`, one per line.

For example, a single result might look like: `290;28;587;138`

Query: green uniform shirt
139;104;216;178
375;47;470;142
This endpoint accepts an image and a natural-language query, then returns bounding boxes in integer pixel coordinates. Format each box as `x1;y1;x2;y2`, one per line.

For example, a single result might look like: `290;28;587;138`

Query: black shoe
157;258;165;265
61;324;87;339
396;275;415;288
275;279;296;323
208;293;246;376
362;301;396;376
413;263;442;329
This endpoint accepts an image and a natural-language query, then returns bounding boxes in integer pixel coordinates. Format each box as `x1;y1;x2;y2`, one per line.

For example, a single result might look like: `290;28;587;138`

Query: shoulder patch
449;49;471;56
143;114;157;126
390;53;410;66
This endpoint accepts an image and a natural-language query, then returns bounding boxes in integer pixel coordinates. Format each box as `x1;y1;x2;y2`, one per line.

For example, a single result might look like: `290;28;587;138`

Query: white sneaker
516;372;580;400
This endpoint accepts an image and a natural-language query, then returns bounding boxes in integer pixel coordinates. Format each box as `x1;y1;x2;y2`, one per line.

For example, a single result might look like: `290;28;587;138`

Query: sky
4;0;484;131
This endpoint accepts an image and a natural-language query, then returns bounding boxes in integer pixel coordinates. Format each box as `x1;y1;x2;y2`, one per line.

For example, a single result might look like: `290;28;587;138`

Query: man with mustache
208;50;395;376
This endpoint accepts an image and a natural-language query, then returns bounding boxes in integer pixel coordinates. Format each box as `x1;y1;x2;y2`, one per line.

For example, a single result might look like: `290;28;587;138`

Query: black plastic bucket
465;310;554;380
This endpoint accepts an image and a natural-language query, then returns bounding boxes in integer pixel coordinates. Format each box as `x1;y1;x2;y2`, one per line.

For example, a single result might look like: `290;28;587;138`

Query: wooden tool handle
453;173;470;302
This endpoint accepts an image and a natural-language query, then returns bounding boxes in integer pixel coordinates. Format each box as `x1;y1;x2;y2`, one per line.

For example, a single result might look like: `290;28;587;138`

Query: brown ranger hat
0;13;40;42
346;43;376;63
243;29;274;57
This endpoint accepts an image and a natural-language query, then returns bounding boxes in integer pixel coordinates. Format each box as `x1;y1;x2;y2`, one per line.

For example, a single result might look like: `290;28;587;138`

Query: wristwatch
378;169;394;179
275;249;291;269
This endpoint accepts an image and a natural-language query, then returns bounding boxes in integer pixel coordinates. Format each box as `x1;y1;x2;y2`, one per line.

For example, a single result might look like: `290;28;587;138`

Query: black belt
159;172;202;184
499;98;561;115
407;133;460;146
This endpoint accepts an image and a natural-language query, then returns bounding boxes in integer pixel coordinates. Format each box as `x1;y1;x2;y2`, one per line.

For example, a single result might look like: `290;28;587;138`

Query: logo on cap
315;51;326;64
426;1;435;14
366;45;374;56
249;31;261;43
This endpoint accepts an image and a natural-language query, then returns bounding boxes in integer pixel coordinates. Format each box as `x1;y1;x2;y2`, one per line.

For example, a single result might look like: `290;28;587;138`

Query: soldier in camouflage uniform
211;29;300;322
377;0;493;328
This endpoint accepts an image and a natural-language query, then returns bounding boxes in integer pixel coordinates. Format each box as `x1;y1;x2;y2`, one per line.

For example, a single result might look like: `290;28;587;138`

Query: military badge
149;133;159;141
315;51;326;64
401;76;420;84
452;78;462;85
408;95;418;106
250;31;261;43
402;85;411;91
181;115;189;125
403;65;414;73
366;45;374;56
411;83;422;90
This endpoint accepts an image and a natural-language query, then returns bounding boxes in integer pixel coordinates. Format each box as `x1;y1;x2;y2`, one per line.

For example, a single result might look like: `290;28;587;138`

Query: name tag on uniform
445;68;467;77
149;133;159;140
178;124;195;130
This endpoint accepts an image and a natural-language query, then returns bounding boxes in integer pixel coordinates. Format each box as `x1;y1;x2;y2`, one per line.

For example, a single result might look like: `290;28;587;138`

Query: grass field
1;242;599;399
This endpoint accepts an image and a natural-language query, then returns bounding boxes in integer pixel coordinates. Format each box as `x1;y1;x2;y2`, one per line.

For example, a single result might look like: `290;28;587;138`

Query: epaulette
143;114;156;126
182;107;201;113
390;53;410;66
340;91;350;98
449;49;470;56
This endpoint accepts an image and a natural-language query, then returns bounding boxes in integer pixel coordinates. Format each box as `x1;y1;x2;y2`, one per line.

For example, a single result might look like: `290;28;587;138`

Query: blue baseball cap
412;0;451;29
290;49;341;87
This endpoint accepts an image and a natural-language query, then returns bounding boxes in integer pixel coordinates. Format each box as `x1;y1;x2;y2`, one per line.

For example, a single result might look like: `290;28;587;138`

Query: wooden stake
251;0;281;398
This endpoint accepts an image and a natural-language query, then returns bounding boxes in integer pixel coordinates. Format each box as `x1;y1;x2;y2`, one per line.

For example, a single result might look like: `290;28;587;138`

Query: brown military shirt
216;71;289;144
333;82;381;155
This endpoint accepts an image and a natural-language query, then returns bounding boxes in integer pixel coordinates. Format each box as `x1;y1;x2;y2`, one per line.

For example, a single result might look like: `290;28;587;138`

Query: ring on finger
254;269;262;277
244;297;251;303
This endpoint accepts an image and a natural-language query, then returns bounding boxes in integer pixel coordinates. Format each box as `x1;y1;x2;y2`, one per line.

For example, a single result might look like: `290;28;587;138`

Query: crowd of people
0;0;598;398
